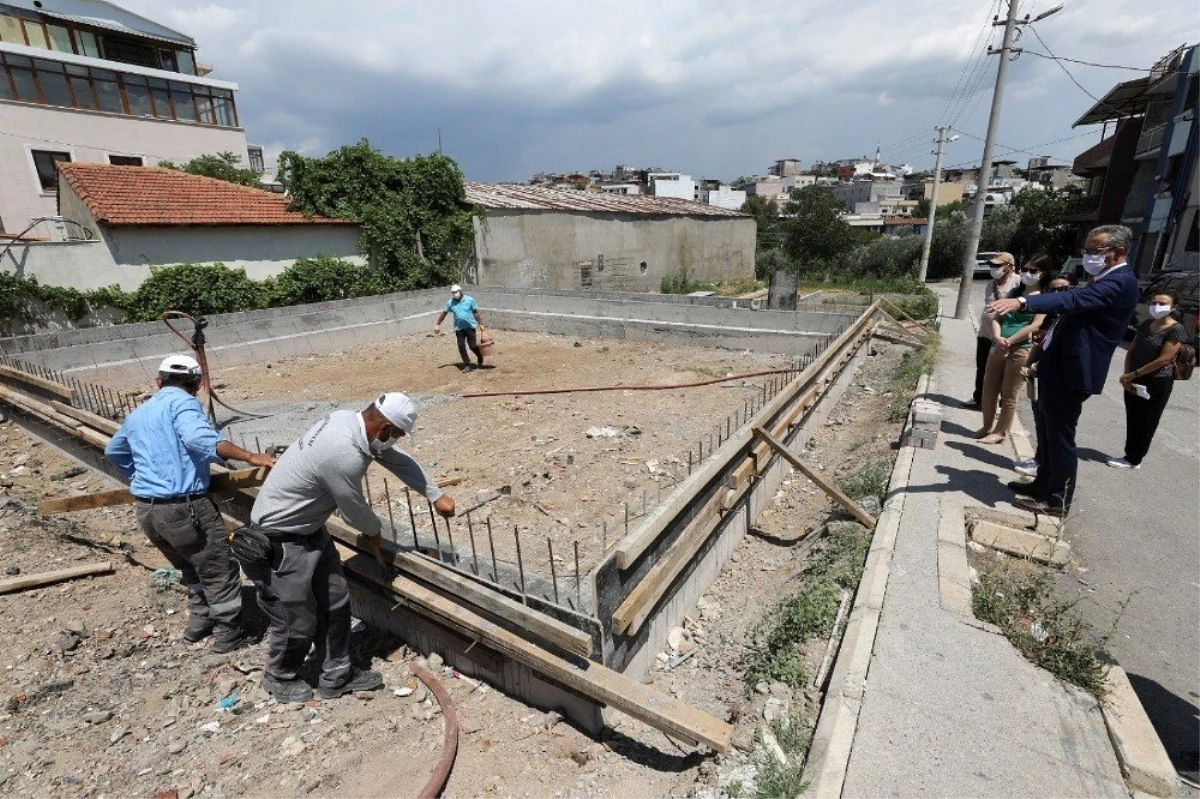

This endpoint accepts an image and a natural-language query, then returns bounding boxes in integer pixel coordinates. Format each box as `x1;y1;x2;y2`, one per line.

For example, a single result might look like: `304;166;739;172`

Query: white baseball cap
158;354;201;377
375;392;417;443
450;284;463;295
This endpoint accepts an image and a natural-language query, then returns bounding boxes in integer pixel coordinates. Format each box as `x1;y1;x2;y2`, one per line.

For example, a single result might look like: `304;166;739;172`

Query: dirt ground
0;333;911;799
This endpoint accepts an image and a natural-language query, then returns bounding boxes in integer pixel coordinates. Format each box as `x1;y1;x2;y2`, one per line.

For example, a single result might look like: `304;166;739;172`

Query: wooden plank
611;499;723;636
335;543;733;752
0;385;85;433
49;401;120;436
0;561;114;594
879;296;931;329
0;364;75;401
753;427;877;528
323;516;593;659
37;467;270;515
613;303;880;570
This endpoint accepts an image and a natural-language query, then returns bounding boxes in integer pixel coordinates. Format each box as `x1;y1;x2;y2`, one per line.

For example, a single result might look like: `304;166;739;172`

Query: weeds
972;566;1110;696
727;780;743;798
887;331;942;422
753;716;810;798
661;270;717;295
837;459;891;507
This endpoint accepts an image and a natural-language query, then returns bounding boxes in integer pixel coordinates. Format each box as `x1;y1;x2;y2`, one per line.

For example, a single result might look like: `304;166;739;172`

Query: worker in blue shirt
105;354;276;653
433;284;486;371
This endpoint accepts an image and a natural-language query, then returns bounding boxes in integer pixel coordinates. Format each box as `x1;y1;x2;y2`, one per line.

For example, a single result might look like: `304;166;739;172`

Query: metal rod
364;473;373;507
254;435;262;454
602;519;607;550
404;486;419;549
427;496;441;561
514;526;526;601
487;517;498;583
104;387;118;417
727;415;731;439
382;479;396;541
687;449;692;474
548;538;559;605
642;489;646;516
624;502;629;535
443;515;455;565
467;512;479;575
574;540;582;603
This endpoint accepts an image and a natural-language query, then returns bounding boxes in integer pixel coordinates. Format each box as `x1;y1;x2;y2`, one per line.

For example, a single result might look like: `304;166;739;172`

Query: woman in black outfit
1107;291;1187;469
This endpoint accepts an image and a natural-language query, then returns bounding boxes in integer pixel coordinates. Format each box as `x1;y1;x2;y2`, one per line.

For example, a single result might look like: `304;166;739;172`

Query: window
33;58;71;106
31;150;70;191
75;30;100;58
45;23;71;52
176;49;195;75
108;154;143;166
169;80;195;121
0;13;23;45
158;49;177;73
100;36;157;68
122;75;153;116
91;68;123;113
247;145;264;174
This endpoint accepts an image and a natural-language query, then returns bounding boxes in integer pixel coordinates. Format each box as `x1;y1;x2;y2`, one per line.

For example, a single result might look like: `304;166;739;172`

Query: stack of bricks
904;397;942;450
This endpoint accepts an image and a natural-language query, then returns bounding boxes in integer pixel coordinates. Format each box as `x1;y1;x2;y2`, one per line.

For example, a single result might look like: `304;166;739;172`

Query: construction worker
433;284;486;371
248;392;455;703
105;354;277;653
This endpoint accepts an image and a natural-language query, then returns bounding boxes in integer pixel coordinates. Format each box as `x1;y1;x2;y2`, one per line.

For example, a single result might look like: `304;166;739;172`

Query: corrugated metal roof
39;10;194;47
464;182;748;218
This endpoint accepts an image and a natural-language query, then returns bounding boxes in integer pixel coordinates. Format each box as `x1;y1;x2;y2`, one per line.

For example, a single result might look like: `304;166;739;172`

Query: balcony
1065;193;1102;221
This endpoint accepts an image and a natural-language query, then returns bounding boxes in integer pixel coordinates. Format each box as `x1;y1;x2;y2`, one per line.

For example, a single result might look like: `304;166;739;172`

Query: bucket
478;334;496;356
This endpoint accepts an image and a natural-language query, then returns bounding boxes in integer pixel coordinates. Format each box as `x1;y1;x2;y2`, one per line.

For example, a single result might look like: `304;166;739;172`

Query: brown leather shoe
1013;497;1067;518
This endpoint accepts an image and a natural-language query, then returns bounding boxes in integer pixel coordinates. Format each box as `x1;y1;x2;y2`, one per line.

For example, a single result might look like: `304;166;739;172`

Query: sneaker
1106;457;1139;470
462;364;475;373
1013;457;1036;469
317;668;383;700
183;620;213;643
1013;462;1039;477
262;675;314;704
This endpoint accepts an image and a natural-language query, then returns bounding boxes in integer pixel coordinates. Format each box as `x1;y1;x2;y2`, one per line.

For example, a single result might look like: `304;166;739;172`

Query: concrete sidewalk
832;288;1128;796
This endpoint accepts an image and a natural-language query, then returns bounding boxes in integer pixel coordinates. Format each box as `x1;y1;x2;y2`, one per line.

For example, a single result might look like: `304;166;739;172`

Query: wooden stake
753;426;877;527
0;561;114;594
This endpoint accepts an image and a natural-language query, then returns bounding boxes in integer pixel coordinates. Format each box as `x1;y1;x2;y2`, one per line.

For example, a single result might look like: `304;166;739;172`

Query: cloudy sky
126;0;1196;182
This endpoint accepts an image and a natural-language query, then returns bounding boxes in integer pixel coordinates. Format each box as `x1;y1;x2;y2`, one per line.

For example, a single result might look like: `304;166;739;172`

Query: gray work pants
256;528;352;689
135;497;242;636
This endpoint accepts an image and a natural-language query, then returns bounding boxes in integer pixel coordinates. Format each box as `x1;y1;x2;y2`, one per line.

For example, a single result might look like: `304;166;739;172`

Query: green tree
780;185;864;275
914;197;931;218
159;151;262;188
1004;187;1076;266
277;140;477;289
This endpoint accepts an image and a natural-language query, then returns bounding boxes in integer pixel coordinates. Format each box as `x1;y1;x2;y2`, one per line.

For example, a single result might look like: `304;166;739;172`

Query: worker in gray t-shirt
249;392;455;703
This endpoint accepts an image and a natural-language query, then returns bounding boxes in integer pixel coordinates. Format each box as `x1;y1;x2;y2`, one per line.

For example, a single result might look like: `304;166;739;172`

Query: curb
800;373;926;797
1100;661;1180;797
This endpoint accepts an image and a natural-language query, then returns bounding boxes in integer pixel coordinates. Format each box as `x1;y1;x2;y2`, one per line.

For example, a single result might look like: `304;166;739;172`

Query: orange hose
460;366;797;399
412;662;459;799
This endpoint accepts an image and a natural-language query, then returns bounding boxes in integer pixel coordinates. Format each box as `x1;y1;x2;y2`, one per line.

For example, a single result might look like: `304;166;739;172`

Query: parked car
1129;271;1200;345
1058;256;1085;284
974;251;999;279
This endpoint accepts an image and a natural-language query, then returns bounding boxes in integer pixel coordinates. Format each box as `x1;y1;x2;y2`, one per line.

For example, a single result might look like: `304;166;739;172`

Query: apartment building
0;0;252;235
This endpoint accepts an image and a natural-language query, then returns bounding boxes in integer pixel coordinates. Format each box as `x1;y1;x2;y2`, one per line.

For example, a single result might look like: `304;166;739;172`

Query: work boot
262;675;314;704
210;625;250;654
317;668;383;700
183;618;214;643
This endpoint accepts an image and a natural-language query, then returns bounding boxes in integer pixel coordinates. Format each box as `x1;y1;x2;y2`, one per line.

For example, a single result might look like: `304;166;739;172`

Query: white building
699;184;746;210
0;0;252;236
646;171;696;201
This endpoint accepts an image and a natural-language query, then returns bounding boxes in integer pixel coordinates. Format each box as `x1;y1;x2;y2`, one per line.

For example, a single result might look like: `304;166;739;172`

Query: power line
938;0;1003;129
951;127;1098;159
1026;25;1106;105
1020;50;1154;71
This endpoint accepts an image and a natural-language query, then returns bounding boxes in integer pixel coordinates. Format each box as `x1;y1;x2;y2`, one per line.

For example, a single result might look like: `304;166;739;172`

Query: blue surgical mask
1082;253;1108;275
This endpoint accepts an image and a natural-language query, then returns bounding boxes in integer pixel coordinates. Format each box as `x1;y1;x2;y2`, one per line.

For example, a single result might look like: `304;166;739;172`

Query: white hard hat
158;354;201;377
450;284;463;294
375;392;417;444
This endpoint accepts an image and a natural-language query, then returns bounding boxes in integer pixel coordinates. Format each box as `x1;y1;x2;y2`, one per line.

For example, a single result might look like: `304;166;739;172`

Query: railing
1136;122;1168;157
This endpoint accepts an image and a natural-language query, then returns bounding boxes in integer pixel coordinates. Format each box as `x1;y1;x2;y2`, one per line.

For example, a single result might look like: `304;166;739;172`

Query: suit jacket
1023;265;1139;394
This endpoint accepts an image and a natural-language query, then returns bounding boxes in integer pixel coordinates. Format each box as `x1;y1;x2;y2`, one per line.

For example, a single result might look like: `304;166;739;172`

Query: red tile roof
58;164;358;227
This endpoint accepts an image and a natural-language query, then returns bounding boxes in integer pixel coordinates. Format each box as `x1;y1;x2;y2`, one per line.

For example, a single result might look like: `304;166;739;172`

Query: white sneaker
1013;457;1037;469
1106;457;1139;470
1014;462;1039;477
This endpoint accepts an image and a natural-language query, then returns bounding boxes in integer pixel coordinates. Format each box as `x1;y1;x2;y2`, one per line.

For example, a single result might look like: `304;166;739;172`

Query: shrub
267;256;393;306
124;263;262;322
842;235;923;281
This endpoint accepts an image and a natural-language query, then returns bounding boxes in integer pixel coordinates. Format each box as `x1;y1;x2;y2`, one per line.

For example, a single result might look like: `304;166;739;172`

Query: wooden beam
324;516;593;659
49;401;120;436
37;467;271;515
0;385;85;433
611;500;723;636
335;543;733;752
878;296;931;329
0;561;114;594
753;427;877;528
0;364;75;401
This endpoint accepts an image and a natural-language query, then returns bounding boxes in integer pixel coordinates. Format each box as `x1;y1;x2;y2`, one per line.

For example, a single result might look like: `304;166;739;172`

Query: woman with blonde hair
976;255;1053;444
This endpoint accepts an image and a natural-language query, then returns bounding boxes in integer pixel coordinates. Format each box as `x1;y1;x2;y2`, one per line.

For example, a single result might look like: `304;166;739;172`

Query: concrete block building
0;0;252;237
464;183;755;291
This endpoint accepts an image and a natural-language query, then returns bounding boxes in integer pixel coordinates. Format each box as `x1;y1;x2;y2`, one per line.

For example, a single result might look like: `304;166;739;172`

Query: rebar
255;435;262;454
513;526;526;601
687;449;692;474
382;479;396;541
364;473;373;507
404;486;419;549
443;515;455;565
487;517;499;583
467;512;479;575
548;538;559;604
624;502;629;535
427;497;442;561
574;540;582;603
726;415;731;439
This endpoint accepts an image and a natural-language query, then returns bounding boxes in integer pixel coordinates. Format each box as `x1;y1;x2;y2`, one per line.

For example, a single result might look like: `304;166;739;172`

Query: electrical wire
1020;51;1154;71
938;0;1004;129
1026;25;1107;105
951;128;1097;160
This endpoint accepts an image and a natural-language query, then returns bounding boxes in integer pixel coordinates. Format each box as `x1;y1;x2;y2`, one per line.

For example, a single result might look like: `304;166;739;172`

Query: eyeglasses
1081;245;1113;256
1049;286;1071;292
1018;267;1041;274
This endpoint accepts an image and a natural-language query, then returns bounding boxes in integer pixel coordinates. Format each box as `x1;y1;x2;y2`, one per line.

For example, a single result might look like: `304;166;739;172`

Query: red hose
459;367;797;399
412;662;459;799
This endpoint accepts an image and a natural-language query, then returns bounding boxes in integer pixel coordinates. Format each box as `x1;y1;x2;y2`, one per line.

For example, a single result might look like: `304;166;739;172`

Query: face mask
1020;271;1041;286
989;267;1006;280
369;429;402;454
1081;253;1108;275
1148;304;1173;319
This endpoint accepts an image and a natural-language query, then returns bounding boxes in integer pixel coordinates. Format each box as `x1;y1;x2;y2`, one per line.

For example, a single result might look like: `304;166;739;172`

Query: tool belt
227;524;272;569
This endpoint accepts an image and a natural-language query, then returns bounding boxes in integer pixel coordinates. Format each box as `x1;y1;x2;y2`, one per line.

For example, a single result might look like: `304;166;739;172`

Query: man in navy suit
987;224;1139;517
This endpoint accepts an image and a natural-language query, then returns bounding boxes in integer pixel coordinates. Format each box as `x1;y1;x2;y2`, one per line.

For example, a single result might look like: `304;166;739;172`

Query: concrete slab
1101;662;1180;797
969;519;1072;566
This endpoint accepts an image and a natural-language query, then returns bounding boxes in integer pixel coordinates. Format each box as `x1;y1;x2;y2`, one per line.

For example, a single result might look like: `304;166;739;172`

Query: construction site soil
0;329;910;798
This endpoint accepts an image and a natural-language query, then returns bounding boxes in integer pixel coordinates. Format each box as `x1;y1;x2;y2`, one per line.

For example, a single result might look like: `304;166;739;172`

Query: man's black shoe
183;621;213;643
262;675;314;704
317;668;383;700
961;399;982;410
211;633;251;654
1013;497;1067;518
1006;480;1041;498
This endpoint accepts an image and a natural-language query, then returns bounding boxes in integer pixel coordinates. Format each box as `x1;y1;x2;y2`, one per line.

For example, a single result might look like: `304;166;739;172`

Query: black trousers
1123;375;1173;466
972;336;991;403
456;328;482;365
1030;382;1089;511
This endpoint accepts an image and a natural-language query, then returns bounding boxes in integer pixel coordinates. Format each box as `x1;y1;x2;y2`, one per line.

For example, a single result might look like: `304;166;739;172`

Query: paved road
958;278;1200;781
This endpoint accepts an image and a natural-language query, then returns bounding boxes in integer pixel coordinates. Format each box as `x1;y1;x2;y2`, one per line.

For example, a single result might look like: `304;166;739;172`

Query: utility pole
954;0;1022;319
918;127;955;283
